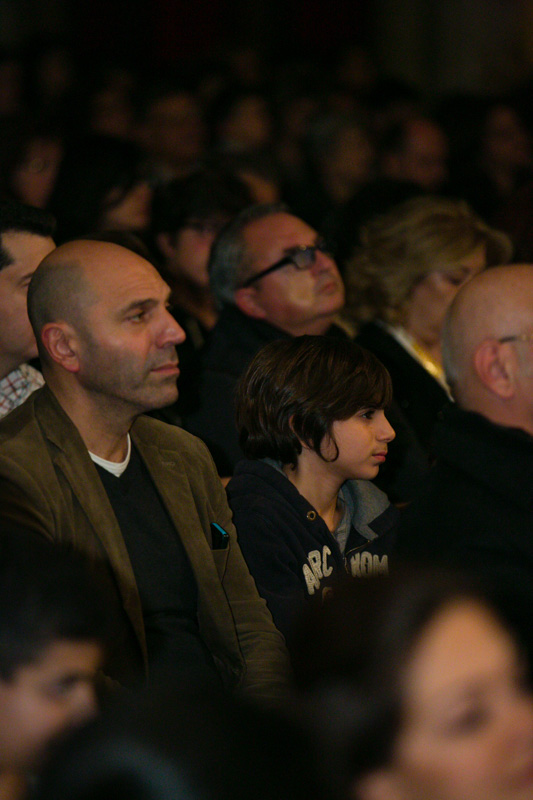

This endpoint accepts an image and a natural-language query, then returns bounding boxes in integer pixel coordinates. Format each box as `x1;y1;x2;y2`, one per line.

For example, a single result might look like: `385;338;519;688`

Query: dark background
2;0;531;97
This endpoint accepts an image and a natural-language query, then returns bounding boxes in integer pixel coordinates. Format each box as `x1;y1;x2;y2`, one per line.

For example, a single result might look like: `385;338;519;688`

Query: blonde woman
345;196;511;498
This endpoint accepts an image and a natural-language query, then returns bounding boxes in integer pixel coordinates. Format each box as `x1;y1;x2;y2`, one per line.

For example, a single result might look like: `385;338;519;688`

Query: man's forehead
43;242;166;310
243;213;317;264
55;241;157;282
88;257;168;304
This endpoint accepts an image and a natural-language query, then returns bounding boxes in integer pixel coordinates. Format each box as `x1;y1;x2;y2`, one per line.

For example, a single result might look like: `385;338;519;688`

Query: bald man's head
27;241;102;347
442;264;533;406
27;240;156;363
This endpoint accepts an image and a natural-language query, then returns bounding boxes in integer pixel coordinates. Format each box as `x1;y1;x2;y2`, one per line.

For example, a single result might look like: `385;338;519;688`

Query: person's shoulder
228;460;320;526
0;388;43;446
133;415;213;457
229;460;295;504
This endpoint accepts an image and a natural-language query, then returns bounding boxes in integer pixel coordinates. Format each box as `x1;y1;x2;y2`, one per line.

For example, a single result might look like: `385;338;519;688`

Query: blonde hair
344;196;512;326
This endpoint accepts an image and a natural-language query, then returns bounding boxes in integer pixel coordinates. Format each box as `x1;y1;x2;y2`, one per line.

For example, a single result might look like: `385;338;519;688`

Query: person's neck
466;394;533;440
48;379;133;461
402;322;443;366
0;358;21;382
284;454;344;532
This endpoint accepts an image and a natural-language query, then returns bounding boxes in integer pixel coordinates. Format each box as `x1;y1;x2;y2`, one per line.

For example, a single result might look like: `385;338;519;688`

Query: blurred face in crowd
10;137;63;209
101;181;152;233
0;231;55;379
0;639;102;773
141;92;205;170
387;119;448;192
483;106;532;172
236;212;345;336
358;601;533;800
160;217;228;290
219;95;272;152
327;124;375;191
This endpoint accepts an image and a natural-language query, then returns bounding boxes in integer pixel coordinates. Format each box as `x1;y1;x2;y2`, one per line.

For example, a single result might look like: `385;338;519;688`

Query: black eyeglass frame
239;238;330;288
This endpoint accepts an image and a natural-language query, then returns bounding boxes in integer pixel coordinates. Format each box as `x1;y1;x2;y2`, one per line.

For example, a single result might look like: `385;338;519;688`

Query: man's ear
474;339;516;399
354;768;405;800
234;287;268;320
40;322;81;373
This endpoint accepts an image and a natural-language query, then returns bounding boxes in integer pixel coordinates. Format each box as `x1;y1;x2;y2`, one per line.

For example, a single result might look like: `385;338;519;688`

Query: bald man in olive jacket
0;240;289;698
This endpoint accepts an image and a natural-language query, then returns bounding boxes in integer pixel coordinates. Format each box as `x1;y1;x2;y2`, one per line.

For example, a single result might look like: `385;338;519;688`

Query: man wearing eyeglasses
396;264;533;626
184;203;346;476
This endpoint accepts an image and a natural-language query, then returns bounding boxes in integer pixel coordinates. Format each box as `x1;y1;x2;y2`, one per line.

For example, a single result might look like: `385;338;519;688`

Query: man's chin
147;385;179;411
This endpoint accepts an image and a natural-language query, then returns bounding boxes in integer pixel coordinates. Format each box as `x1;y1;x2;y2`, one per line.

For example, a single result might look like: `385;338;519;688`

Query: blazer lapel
132;426;241;652
38;391;147;659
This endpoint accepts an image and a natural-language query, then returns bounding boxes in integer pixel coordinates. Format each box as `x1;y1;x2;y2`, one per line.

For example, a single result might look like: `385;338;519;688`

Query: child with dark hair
226;335;399;640
0;527;108;799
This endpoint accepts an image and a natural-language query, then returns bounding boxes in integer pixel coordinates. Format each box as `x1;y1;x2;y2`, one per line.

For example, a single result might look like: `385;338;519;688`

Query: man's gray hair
209;202;289;307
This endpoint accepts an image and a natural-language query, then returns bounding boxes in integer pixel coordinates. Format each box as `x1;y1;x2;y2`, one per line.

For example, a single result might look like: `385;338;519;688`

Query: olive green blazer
0;386;289;698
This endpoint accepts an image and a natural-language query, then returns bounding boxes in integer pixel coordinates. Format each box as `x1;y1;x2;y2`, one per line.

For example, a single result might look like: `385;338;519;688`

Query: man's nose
312;248;338;274
160;309;186;346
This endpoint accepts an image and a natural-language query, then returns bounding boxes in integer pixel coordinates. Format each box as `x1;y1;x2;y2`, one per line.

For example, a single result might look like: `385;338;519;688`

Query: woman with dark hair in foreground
291;569;533;800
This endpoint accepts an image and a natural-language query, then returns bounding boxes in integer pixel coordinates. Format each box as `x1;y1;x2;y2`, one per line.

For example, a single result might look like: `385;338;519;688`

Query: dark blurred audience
379;116;449;193
448;97;533;222
134;80;206;184
149;165;252;418
48;134;151;243
286;112;375;230
0;121;63;209
3;37;533;800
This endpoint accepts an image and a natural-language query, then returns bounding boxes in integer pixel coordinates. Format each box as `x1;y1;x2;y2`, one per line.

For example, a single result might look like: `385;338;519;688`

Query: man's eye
360;409;375;420
128;311;146;322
